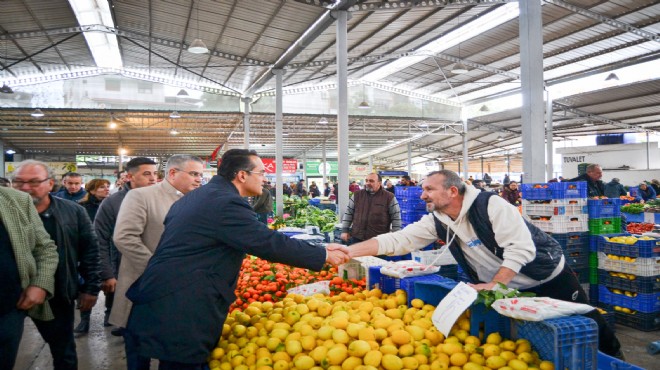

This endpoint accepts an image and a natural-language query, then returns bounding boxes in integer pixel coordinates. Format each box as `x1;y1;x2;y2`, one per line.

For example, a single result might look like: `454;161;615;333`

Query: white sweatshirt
375;185;564;289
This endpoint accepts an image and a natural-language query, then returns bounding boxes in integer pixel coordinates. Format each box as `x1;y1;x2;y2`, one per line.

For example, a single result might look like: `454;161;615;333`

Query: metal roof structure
0;0;658;170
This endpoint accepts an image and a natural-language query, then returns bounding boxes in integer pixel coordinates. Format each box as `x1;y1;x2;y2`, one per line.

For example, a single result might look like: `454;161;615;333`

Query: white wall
557;142;660;186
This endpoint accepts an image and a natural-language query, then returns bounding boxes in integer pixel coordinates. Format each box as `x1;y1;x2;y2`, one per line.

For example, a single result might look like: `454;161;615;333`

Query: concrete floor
13;293;658;369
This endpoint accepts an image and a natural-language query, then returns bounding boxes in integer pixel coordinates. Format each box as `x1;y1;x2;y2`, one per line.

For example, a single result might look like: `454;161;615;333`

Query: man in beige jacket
110;154;204;370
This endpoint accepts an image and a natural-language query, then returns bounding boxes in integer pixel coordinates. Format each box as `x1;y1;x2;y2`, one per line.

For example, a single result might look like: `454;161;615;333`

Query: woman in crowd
501;180;521;205
308;181;320;198
637;182;657;203
74;178;111;334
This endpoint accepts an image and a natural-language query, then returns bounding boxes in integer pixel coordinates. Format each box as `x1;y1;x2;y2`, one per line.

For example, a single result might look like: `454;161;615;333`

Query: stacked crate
521;182;589;285
587;198;623;303
394;186;427;228
596;233;660;331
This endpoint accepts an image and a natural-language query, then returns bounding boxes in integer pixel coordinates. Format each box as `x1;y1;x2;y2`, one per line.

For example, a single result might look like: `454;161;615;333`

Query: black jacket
567;173;605;197
79;194;104;222
94;182;132;280
126;175;326;363
47;196;101;301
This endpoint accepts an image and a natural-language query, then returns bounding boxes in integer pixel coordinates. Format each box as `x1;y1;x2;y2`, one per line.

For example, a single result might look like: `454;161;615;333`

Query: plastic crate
600;304;660;332
397;274;447;305
398;197;427;212
590;267;599;285
644;212;660;224
589;284;599;305
598;233;660;258
587;198;621;218
565;252;589;269
521;183;553;200
437;264;458;280
572;267;590;284
515;316;598;370
598;269;660;293
598;252;660;277
589;252;599;268
552;181;588;199
597;351;644;370
628;186;639;198
366;267;443;297
394;186;423;198
523;199;588;217
338;256;387;282
597;285;660;313
588;218;622;235
622;212;644;223
411;248;457;266
590;236;600;252
527;214;589;233
550;231;589;249
413;280;511;339
400;209;427;223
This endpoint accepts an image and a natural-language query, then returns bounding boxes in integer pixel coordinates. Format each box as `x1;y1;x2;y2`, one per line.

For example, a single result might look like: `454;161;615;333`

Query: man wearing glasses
11;160;101;370
111;154;204;370
124;149;350;369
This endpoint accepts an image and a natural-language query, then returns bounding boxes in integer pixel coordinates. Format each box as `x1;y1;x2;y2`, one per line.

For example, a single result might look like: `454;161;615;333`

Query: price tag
432;282;478;337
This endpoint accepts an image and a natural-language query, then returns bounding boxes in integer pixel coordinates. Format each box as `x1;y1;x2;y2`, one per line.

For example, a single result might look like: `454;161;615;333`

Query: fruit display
329;275;367;297
603;235;656;245
230;257;339;312
621;203;644;214
644;199;660;213
210;289;555;370
605;254;637;263
625;223;655;234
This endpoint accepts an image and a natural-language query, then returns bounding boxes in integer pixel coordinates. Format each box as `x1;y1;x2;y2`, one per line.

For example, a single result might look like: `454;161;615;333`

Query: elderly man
94;157;158;333
341;173;401;245
12;160;101;370
0;187;58;370
125;149;350;369
111;155;204;370
334;170;622;358
567;164;605;197
52;172;86;202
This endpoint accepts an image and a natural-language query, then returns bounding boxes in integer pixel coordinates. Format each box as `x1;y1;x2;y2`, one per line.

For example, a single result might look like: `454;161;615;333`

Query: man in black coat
567;163;605;197
125;149;350;369
12;160;101;370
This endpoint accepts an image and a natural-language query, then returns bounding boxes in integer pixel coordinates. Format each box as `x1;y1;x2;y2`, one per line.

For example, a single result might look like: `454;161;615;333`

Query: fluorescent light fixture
169;110;181;119
358;101;370;109
108;116;118;129
451;62;469;74
497;134;505;141
480;105;490;112
188;39;209;54
605;72;619;81
356;143;362;148
69;0;123;69
31;109;45;117
44;129;55;134
177;89;189;97
583;120;594;127
6;149;16;154
419;121;428;128
170;128;179;135
362;2;519;82
318;117;329;124
386;138;394;143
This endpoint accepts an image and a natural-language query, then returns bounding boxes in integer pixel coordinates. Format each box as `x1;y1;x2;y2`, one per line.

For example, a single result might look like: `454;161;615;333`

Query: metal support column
369;155;373;173
519;0;545;183
647;132;650;169
462;118;469;180
407;142;412;175
242;97;251;149
481;156;484;178
545;90;554;181
322;140;327;188
336;10;350;218
273;69;285;216
302;152;307;184
0;142;4;177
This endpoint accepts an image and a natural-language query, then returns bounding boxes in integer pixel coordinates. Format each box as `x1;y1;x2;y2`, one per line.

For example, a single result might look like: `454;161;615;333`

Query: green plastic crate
589;252;599;268
588;217;621;235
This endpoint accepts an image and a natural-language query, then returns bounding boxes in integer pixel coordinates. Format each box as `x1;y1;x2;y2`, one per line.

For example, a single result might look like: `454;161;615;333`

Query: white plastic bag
286;280;330;296
379;260;440;279
490;296;595;321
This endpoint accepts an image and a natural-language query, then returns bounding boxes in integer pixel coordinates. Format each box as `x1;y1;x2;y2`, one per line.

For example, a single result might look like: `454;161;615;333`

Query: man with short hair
94;157;158;332
111;155;204;370
472;179;486;192
125;149;350;369
604;178;626;199
12;160;101;370
0;186;58;370
567;164;605;197
53;172;86;202
398;175;412;186
337;170;622;358
341;173;401;245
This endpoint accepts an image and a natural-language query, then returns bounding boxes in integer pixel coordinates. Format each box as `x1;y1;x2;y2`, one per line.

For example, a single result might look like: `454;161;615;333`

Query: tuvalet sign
563;156;586;163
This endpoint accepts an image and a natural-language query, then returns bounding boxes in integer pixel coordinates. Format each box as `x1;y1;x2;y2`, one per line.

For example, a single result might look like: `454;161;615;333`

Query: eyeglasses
12;178;50;187
173;169;203;178
244;170;266;177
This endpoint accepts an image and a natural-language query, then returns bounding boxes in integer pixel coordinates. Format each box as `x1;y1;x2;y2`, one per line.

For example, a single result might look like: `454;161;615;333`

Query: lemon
381;354;404;370
326;346;348;365
463;362;484;370
486;332;503;345
391;329;412;345
508;358;528;370
449;352;468;367
411;298;425;308
402;356;420;369
485;355;507;369
538;360;555;370
348;340;371;358
364;350;383;367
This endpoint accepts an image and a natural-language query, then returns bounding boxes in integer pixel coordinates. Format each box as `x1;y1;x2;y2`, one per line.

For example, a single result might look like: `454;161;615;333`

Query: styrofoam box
411;248;457;266
526;214;589;233
522;198;588;217
338;256;387;283
597;252;660;277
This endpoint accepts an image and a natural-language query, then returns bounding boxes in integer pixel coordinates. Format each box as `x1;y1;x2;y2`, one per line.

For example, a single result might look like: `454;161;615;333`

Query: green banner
306;160;338;176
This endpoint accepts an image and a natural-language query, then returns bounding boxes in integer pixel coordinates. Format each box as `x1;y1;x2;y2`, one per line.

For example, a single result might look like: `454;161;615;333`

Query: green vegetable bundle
621;203;645;214
474;282;536;308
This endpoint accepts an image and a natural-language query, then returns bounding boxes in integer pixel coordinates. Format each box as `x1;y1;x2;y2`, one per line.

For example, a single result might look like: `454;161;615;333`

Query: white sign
432;282;478;337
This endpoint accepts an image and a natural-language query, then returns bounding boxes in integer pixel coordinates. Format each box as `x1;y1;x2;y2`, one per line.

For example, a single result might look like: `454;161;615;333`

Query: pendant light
451;15;469;74
31;109;45;118
188;1;209;54
1;39;13;94
358;60;370;109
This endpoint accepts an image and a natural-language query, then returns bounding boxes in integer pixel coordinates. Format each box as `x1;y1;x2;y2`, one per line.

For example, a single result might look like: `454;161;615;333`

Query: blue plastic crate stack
587;198;623;304
595;232;660;331
394;186;427;227
521;182;590;284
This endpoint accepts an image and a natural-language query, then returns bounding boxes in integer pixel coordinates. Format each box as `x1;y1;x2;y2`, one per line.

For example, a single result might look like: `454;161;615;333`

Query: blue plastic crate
598;285;660;313
589;284;599;306
413;280;511;338
573;267;590;284
600;304;660;332
590;236;600;252
622;212;644;223
400;209;427;223
550;232;589;249
397;274;447;304
398;198;427;212
588;198;621;218
516;316;598;370
565;252;589;269
597;351;644;370
394;186;423;198
598;269;660;294
628;186;639;198
552;181;588;199
521;183;553;200
598;233;660;258
367;266;441;295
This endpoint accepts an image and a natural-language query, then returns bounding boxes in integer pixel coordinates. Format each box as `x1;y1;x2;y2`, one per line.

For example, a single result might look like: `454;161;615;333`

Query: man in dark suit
125;149;350;369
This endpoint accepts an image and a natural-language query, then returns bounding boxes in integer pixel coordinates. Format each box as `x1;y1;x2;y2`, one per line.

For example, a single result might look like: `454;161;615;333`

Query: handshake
324;243;353;266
